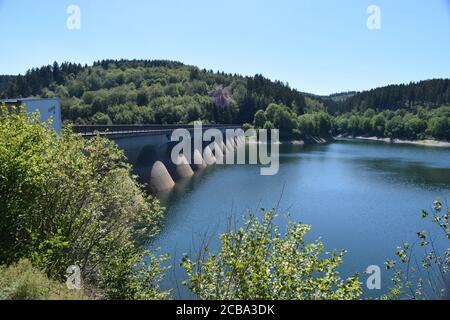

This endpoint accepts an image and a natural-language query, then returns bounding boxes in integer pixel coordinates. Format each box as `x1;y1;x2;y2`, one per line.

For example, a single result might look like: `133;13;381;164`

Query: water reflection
361;158;450;188
156;166;215;205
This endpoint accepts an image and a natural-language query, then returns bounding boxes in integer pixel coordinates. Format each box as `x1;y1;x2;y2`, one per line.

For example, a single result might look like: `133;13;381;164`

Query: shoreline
246;135;334;145
248;134;450;148
339;136;450;148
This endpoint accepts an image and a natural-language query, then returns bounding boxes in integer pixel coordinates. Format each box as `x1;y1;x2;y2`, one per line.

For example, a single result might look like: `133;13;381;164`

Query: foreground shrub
0;260;87;300
0;106;169;299
384;199;450;300
182;209;362;300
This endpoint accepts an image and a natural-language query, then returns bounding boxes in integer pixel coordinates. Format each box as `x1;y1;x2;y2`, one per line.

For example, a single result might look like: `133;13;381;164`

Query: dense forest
0;76;15;95
1;60;449;141
250;102;450;141
332;106;450;141
329;79;450;114
0;60;307;126
328;79;450;141
251;78;450;141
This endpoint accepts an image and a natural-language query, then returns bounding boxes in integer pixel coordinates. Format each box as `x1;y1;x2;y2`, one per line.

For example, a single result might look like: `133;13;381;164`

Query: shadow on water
156;165;217;206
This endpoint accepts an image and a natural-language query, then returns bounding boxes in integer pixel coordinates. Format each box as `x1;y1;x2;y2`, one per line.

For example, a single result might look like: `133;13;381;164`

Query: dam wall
91;127;245;194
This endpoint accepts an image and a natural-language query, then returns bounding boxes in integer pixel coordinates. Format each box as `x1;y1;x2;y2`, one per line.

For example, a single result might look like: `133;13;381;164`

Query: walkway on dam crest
72;124;241;137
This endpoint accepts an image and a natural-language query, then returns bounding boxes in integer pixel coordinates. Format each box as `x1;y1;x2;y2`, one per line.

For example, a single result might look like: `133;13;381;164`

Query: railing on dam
72;124;242;136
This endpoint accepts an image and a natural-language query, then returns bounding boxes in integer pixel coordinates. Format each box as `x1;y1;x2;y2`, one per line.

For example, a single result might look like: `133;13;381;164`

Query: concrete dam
73;124;246;193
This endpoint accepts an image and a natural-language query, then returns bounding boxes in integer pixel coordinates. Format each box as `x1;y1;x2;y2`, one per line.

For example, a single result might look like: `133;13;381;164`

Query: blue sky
0;0;449;95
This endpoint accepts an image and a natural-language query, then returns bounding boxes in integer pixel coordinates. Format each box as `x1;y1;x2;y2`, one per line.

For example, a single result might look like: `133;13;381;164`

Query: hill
0;59;308;125
331;79;450;114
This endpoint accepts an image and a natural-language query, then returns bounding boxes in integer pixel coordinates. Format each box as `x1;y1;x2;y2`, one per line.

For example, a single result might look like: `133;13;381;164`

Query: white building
0;98;62;134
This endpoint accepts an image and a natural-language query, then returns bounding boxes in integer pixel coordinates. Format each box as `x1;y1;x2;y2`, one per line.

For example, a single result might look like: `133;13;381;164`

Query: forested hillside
1;60;449;141
0;60;307;125
324;79;450;141
330;79;450;114
249;78;450;142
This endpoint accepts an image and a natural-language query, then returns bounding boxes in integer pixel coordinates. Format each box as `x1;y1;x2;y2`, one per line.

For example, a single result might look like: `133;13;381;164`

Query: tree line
0;76;15;94
0;60;307;126
328;79;450;114
333;106;450;141
249;102;332;140
247;103;450;142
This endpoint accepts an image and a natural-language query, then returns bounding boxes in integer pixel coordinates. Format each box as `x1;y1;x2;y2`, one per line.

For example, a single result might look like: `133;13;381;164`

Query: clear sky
0;0;449;95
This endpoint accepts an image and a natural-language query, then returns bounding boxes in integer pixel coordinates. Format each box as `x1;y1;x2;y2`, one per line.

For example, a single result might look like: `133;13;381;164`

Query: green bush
0;260;87;300
182;209;362;300
0;106;169;299
384;200;450;300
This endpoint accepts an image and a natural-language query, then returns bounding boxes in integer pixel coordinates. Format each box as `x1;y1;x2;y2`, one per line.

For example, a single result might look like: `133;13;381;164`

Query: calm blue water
150;139;450;299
